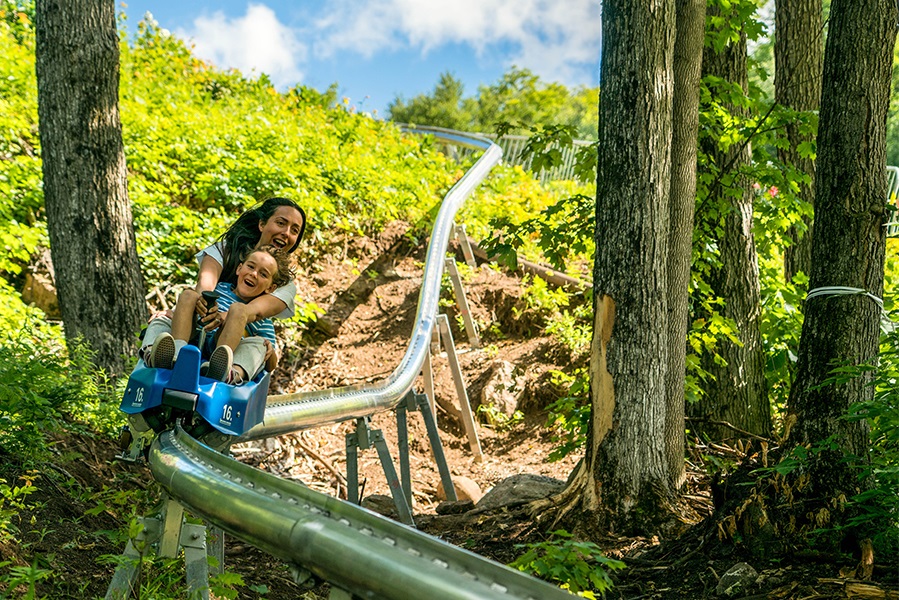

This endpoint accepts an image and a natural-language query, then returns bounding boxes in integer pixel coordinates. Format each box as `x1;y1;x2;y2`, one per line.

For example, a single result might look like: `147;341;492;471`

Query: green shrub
841;322;899;557
545;369;590;461
510;530;625;597
0;331;119;461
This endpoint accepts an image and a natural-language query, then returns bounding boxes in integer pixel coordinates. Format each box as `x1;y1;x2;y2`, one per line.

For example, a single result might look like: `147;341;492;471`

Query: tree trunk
665;0;705;492
568;0;677;534
776;0;823;282
35;0;146;375
691;16;771;440
786;0;895;494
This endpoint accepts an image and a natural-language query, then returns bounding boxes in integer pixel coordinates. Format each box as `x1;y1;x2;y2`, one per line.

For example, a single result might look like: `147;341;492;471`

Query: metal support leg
409;391;457;502
421;350;437;419
105;540;142;599
105;517;161;600
437;314;483;461
180;523;210;600
207;525;224;576
444;257;481;348
158;498;184;558
106;499;212;600
370;428;415;526
396;401;412;508
346;431;360;505
454;223;478;268
430;320;442;355
345;418;413;525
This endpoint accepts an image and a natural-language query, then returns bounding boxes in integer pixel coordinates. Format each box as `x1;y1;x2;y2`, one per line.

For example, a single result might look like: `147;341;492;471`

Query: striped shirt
201;282;277;354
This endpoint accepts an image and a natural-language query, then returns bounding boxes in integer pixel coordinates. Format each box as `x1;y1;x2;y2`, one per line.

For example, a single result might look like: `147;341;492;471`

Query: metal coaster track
240;126;501;440
136;126;573;599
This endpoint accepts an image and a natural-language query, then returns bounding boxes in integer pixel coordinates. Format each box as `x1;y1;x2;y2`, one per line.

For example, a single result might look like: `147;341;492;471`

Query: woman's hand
193;294;224;330
202;309;227;332
149;309;173;321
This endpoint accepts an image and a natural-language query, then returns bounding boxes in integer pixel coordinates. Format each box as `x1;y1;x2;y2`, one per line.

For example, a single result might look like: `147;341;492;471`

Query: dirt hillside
253;221;582;513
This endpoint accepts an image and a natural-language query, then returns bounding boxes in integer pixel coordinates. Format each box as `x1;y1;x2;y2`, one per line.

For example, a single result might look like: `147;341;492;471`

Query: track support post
105;497;212;600
437;314;483;460
345;417;414;526
444;256;481;348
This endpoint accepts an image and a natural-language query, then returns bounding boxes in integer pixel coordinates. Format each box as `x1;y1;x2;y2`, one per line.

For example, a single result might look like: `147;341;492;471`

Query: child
140;197;305;365
147;245;294;385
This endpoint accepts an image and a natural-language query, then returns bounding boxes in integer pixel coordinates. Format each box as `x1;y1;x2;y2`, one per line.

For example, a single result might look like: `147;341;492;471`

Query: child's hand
263;340;275;363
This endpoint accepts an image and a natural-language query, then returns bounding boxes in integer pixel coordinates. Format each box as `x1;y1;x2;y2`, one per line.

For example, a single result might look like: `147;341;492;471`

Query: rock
716;562;758;596
475;474;565;511
361;494;398;519
437;476;482;503
22;272;61;318
479;360;525;425
435;500;475;515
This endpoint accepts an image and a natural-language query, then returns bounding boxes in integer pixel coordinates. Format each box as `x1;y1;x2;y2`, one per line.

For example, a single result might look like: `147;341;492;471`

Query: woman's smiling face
258;206;304;252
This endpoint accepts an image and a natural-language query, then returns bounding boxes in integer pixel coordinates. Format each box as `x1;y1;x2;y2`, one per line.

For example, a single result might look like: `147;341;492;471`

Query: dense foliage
388;68;599;140
120;18;471;301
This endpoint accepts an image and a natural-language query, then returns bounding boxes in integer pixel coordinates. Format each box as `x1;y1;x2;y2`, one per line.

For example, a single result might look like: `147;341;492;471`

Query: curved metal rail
150;426;570;600
136;127;575;598
241;126;501;440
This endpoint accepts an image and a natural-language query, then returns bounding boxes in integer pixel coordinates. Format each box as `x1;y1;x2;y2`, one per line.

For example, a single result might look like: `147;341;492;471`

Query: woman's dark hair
218;197;306;285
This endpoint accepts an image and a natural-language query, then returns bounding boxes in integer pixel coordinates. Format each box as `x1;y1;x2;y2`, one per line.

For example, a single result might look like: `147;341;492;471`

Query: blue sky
120;1;602;118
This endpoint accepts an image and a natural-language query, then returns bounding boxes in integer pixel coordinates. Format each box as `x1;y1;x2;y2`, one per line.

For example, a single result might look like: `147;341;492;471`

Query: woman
142;196;306;368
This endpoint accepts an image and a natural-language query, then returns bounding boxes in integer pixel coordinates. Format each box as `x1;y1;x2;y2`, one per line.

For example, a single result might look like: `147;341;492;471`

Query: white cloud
312;0;601;88
175;4;307;89
167;1;600;92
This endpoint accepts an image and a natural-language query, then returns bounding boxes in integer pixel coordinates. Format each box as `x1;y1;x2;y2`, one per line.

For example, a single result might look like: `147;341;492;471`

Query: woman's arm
193;255;224;323
194;255;223;294
244;293;290;323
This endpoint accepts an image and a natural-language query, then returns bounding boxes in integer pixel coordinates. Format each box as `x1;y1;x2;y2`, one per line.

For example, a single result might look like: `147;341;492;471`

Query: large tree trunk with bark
786;0;895;498
717;0;896;562
35;0;146;375
691;15;771;440
665;0;705;492
776;0;823;282
545;0;679;536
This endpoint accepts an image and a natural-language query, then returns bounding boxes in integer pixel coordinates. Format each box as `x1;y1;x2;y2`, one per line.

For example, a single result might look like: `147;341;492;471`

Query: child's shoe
228;367;246;386
146;333;176;369
205;345;233;382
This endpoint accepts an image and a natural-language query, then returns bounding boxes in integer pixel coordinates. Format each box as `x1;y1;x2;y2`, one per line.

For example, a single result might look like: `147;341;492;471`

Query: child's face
258;206;304;252
234;252;278;299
